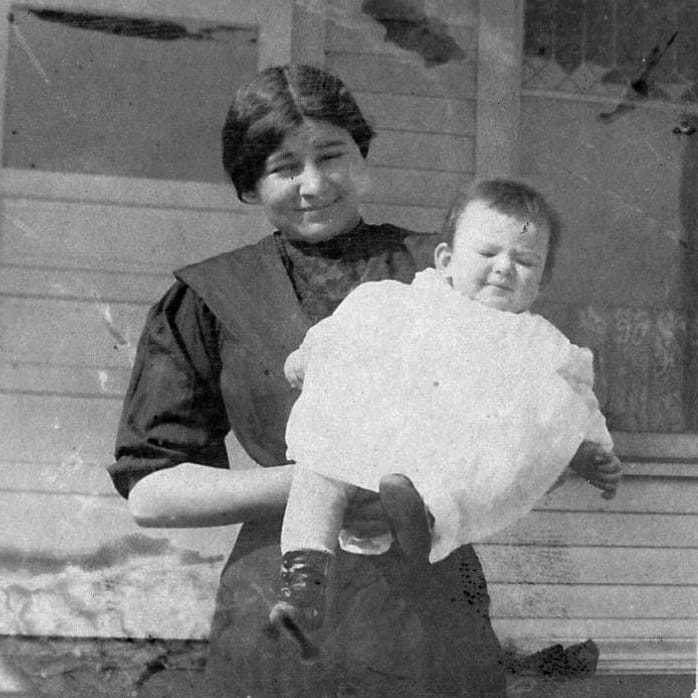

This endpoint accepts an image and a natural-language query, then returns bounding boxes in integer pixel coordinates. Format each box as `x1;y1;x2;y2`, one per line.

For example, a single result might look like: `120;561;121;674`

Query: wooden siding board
369;131;475;172
361;203;445;233
365;166;471;207
477;544;698;585
1;297;146;367
489;583;697;619
493;617;695;641
0;491;237;558
354;92;476;136
0;364;131;397
1;395;122;463
1;199;268;273
326;53;477;100
535;477;698;514
486;510;698;548
0;265;170;304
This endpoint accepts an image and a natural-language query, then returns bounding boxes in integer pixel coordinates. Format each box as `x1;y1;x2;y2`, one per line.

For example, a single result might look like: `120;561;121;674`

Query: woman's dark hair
222;64;374;201
441;179;562;284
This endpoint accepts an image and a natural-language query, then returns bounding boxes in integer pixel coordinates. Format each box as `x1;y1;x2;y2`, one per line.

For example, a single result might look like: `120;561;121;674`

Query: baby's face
435;200;549;313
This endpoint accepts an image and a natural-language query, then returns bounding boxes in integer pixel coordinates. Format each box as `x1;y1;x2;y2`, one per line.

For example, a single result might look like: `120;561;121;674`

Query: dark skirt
200;520;506;697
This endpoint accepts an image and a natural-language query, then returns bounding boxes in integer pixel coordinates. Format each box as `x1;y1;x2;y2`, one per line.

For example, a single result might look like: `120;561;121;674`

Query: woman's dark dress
110;223;506;697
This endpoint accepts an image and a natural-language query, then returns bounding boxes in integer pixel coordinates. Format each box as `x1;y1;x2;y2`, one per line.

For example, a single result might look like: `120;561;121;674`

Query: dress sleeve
558;346;614;452
108;281;231;498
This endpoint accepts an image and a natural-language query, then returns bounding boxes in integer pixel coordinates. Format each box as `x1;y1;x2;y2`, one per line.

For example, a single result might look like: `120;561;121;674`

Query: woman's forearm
127;462;294;527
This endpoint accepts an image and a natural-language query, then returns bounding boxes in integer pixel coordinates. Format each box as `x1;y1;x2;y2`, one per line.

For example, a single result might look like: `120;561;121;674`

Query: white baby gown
285;269;613;563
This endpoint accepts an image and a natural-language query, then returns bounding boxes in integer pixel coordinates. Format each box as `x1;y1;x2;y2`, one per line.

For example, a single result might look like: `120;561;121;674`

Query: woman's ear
434;241;453;276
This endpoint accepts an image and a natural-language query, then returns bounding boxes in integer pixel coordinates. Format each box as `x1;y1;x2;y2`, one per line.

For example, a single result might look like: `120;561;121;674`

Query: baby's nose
492;254;514;274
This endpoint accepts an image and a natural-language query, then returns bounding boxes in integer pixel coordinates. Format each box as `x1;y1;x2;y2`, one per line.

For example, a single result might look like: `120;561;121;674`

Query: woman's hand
343;488;391;538
569;441;622;499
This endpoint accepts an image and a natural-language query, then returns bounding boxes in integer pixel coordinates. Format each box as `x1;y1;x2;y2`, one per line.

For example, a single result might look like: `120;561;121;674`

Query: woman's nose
297;162;329;197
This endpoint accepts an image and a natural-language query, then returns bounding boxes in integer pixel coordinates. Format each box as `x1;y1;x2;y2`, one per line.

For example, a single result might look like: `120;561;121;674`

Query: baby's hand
284;349;305;389
569;441;622;499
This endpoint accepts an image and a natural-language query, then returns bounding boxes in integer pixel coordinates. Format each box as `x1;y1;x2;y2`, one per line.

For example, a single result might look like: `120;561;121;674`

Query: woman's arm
127;462;294;527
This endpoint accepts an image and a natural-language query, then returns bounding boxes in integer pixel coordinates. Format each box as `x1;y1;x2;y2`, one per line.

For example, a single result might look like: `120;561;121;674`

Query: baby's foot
266;549;331;662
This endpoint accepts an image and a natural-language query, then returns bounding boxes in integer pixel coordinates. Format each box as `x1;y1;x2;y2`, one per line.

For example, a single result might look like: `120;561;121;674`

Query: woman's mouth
297;199;339;213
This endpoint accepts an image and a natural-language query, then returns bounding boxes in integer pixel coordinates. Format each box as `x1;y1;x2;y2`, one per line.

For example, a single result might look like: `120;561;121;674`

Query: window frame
0;0;300;210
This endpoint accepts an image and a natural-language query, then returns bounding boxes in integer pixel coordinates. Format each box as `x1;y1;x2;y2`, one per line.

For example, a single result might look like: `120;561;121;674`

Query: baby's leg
269;469;355;662
281;467;353;554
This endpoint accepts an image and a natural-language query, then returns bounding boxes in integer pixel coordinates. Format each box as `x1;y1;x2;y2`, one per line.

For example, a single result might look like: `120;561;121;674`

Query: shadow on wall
361;0;465;67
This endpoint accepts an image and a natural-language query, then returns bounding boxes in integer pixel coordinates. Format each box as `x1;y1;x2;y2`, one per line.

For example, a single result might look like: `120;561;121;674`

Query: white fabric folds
285;269;613;562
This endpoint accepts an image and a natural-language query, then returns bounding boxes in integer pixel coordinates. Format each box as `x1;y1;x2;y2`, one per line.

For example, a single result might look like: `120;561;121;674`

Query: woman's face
247;119;369;242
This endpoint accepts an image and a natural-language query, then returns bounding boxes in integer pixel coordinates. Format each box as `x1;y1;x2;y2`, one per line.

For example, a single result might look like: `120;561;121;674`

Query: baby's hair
441;179;562;284
222;64;374;201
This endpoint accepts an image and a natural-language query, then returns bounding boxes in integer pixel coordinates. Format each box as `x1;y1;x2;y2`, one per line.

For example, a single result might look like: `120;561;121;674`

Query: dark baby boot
267;549;331;662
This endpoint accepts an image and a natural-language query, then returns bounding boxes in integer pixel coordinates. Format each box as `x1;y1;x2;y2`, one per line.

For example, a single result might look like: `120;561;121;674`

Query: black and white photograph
0;1;695;696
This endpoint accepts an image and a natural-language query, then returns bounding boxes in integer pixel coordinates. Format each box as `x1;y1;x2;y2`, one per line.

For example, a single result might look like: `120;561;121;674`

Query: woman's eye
319;151;345;163
478;250;496;258
271;163;298;175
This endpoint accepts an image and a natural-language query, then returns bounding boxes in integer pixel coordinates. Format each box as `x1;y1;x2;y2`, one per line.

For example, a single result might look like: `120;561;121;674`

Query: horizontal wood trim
1;198;268;273
326;52;477;100
354;92;476;136
618;461;698;478
489;582;697;619
613;432;698;461
477;544;698;585
369;130;475;173
596;638;697;674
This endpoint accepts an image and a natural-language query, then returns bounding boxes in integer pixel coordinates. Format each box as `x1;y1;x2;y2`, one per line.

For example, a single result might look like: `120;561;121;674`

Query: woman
110;65;620;697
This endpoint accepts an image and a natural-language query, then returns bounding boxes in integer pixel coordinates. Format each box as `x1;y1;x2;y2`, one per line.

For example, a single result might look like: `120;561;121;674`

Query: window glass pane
2;5;259;182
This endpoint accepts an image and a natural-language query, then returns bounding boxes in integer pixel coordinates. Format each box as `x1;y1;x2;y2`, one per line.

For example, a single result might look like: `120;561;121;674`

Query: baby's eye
478;249;496;258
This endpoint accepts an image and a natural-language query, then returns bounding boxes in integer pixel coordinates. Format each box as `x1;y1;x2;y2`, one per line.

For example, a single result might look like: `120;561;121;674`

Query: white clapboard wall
0;0;695;674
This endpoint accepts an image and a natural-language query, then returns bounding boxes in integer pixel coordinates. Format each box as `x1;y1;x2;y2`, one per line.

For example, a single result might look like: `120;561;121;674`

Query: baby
269;179;617;657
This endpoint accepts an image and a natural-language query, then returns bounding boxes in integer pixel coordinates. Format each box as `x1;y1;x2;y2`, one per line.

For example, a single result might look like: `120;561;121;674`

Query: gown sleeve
557;344;614;452
108;281;231;498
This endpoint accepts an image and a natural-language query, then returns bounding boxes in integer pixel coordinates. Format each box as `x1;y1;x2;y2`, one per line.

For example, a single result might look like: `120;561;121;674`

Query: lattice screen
522;0;698;104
